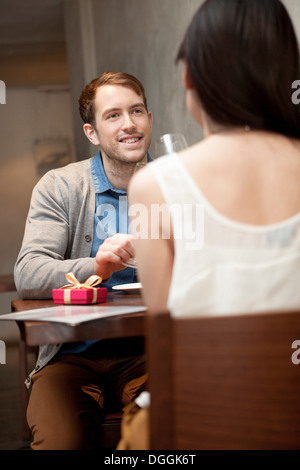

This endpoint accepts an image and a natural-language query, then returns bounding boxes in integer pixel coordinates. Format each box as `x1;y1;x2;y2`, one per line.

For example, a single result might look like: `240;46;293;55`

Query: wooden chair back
147;310;300;450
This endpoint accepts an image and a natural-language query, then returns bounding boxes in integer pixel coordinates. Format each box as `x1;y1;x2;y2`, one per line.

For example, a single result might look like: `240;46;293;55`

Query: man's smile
119;136;142;144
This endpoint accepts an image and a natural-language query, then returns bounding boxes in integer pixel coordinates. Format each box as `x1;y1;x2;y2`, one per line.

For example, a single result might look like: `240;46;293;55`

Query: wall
64;0;300;156
91;0;202;154
0;88;75;340
0;88;75;273
285;0;300;38
64;0;96;160
64;0;204;158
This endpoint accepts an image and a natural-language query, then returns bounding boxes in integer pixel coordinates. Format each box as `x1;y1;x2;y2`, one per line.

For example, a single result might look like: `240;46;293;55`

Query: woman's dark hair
177;0;300;138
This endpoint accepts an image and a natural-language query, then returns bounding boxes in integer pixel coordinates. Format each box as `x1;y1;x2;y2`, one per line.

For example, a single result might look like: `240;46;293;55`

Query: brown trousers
27;337;147;450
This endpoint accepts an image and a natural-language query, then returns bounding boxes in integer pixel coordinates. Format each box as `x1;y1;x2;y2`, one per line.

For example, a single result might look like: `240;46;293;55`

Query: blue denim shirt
59;151;142;355
90;151;138;290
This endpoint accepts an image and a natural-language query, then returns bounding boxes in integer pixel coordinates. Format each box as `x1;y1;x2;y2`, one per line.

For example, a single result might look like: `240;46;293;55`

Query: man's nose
122;113;136;131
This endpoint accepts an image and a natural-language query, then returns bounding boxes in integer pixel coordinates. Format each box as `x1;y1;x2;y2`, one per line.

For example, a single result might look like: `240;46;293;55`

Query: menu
0;305;147;326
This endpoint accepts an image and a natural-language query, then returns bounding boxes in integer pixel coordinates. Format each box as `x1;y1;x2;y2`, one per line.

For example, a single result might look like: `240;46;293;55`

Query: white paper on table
0;305;147;326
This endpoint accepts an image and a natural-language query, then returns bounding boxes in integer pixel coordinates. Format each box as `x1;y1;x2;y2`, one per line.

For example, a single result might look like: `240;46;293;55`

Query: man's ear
182;60;194;90
83;123;100;145
148;110;153;130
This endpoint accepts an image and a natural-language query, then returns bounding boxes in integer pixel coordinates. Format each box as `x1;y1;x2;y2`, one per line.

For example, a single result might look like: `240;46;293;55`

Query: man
14;71;153;449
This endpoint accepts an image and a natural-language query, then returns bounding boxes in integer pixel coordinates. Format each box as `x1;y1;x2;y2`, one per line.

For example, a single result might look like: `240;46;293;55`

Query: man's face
87;84;152;164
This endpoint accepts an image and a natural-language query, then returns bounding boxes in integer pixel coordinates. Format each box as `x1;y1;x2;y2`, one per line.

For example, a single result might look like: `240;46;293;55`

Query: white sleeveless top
149;154;300;317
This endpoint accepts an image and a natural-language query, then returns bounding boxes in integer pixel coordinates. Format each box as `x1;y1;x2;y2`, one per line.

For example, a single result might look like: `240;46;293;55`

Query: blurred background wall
0;0;299;341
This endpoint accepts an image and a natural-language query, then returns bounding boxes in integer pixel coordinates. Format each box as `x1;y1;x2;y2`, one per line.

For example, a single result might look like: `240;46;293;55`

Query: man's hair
78;71;148;127
177;0;300;139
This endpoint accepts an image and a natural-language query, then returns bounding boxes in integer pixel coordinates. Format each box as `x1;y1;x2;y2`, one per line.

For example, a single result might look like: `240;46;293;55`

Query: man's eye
133;109;142;114
108;113;118;119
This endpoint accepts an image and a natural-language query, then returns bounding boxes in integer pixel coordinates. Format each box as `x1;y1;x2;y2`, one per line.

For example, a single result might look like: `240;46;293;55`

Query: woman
128;0;300;317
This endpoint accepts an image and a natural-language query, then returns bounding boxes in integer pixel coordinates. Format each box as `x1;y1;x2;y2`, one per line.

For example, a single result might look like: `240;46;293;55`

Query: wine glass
134;161;147;173
155;133;188;158
124;134;188;269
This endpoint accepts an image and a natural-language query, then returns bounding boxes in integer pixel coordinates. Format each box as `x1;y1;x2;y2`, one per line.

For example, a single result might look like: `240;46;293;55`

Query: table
11;292;147;346
11;292;147;442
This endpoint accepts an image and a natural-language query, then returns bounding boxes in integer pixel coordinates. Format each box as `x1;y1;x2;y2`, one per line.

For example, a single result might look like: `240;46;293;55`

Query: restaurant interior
0;0;300;452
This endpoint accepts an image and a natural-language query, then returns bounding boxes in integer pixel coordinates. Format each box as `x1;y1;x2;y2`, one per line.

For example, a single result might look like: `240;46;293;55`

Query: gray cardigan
14;158;97;386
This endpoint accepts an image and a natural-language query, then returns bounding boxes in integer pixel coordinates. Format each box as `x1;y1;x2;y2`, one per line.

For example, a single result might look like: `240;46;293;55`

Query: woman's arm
128;167;174;313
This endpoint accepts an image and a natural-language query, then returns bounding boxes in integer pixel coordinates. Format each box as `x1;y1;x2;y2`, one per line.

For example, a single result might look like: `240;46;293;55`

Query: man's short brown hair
78;71;148;127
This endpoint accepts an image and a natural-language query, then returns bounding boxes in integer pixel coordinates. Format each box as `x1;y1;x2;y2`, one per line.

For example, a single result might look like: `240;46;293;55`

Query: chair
147;310;300;450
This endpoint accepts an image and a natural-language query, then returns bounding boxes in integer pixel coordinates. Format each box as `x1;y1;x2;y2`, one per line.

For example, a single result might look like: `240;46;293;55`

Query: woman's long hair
177;0;300;138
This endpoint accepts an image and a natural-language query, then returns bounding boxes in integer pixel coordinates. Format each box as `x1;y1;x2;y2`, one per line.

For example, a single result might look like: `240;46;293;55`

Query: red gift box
52;272;107;305
52;287;107;305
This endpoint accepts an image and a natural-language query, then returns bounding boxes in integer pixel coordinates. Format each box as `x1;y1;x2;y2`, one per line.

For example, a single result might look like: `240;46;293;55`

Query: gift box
53;287;107;305
52;272;107;305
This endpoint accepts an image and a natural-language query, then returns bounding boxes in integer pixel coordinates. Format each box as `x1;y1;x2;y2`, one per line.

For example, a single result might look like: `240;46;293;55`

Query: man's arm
15;169;136;299
14;170;95;299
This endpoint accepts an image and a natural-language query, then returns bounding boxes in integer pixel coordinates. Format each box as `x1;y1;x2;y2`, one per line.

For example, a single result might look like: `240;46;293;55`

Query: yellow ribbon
60;272;102;290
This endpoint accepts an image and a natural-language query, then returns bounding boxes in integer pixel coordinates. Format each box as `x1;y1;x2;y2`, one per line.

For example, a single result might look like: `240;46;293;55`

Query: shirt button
85;235;92;242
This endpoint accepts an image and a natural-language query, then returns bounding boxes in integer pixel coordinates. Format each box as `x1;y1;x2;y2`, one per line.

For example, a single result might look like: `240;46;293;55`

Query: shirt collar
91;151;123;194
91;150;151;195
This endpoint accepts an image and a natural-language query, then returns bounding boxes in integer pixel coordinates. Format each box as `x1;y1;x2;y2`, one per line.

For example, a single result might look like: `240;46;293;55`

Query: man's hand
94;233;135;280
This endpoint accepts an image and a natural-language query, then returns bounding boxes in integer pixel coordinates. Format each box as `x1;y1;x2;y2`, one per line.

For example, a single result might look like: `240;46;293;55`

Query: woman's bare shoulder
128;164;164;205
